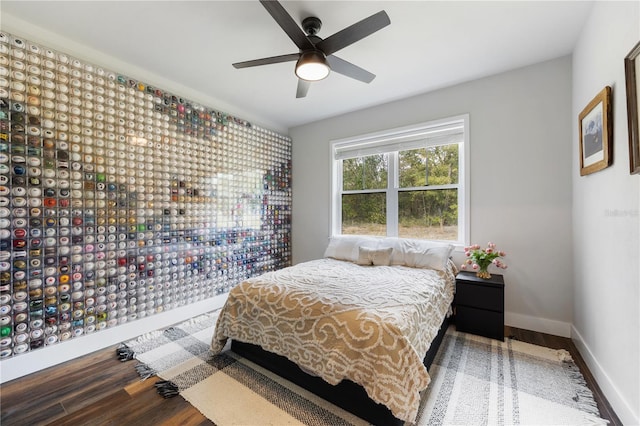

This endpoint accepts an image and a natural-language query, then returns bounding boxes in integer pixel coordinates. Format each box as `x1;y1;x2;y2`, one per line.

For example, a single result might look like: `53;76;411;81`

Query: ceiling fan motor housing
302;17;322;36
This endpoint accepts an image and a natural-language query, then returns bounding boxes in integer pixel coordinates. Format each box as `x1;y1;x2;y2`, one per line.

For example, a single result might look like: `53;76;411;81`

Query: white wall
290;56;574;337
571;2;640;425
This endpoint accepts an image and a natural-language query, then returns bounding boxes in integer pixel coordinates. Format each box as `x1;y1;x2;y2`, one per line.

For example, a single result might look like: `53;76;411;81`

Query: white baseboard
0;294;228;384
505;311;572;337
572;326;639;426
505;313;638;424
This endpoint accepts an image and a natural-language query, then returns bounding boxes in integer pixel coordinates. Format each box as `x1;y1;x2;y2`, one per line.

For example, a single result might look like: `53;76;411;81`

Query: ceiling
1;1;594;132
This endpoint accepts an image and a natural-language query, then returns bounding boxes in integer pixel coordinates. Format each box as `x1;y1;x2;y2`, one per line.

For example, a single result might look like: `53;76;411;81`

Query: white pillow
375;238;408;265
378;237;448;265
325;236;453;268
356;246;393;266
324;236;380;262
404;244;454;271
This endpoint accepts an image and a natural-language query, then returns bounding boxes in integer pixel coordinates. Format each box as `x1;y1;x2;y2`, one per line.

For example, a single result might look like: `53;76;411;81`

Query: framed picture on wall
624;40;640;175
578;86;612;176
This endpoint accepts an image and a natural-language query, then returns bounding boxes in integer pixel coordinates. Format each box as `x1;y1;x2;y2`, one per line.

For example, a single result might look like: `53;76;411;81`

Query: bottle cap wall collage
0;31;292;358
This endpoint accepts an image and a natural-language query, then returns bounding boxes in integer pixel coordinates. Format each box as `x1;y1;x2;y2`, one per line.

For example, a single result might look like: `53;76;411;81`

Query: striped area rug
118;311;607;425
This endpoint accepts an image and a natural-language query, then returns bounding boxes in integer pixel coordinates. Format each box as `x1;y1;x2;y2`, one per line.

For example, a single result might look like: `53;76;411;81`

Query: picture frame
624;40;640;175
579;86;612;176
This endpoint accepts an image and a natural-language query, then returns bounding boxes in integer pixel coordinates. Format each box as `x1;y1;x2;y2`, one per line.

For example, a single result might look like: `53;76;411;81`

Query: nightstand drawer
456;281;503;312
456;305;504;340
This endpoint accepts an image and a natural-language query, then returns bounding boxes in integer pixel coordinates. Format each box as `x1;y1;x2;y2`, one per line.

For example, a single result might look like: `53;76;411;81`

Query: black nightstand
455;271;505;341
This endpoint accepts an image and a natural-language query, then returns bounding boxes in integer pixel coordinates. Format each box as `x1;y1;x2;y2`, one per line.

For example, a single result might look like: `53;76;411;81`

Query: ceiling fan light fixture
295;50;330;81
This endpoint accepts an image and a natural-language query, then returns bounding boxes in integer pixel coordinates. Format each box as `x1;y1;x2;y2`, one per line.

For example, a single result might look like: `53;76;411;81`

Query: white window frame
329;114;470;245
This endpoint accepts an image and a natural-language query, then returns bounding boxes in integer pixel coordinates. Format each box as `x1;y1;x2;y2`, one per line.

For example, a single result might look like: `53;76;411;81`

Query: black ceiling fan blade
316;10;390;56
233;53;300;69
296;79;311;98
326;55;376;83
260;0;315;51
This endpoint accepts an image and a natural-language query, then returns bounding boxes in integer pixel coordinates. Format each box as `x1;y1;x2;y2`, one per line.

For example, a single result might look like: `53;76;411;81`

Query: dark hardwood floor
0;326;621;426
0;342;213;426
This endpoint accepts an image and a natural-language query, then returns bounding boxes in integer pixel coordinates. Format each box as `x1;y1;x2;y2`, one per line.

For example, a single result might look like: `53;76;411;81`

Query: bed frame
231;314;451;426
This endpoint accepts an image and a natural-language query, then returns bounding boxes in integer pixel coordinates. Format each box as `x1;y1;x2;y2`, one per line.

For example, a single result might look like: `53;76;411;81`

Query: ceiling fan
233;0;391;98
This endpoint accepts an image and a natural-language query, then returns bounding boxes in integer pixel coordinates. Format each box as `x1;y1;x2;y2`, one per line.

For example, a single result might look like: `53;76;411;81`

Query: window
330;115;469;244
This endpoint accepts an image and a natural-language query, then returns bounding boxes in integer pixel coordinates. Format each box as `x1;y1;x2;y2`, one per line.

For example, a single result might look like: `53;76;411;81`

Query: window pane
341;193;386;236
342;154;388;191
399;148;427;187
399;144;459;188
398;189;457;241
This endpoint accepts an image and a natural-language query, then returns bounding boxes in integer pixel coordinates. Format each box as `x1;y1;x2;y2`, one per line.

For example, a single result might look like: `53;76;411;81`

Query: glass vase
476;267;491;279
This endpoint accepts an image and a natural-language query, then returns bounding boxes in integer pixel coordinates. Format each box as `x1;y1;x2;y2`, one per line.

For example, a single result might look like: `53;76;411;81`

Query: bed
211;236;457;425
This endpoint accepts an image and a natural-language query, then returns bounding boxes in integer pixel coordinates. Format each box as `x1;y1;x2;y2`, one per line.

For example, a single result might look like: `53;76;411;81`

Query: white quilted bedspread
211;258;456;423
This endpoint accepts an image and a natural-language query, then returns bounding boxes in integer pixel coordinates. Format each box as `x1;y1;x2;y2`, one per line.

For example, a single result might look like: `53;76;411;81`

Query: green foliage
343;154;387;190
342;193;386;225
398;189;458;229
341;144;459;239
399;145;459;187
